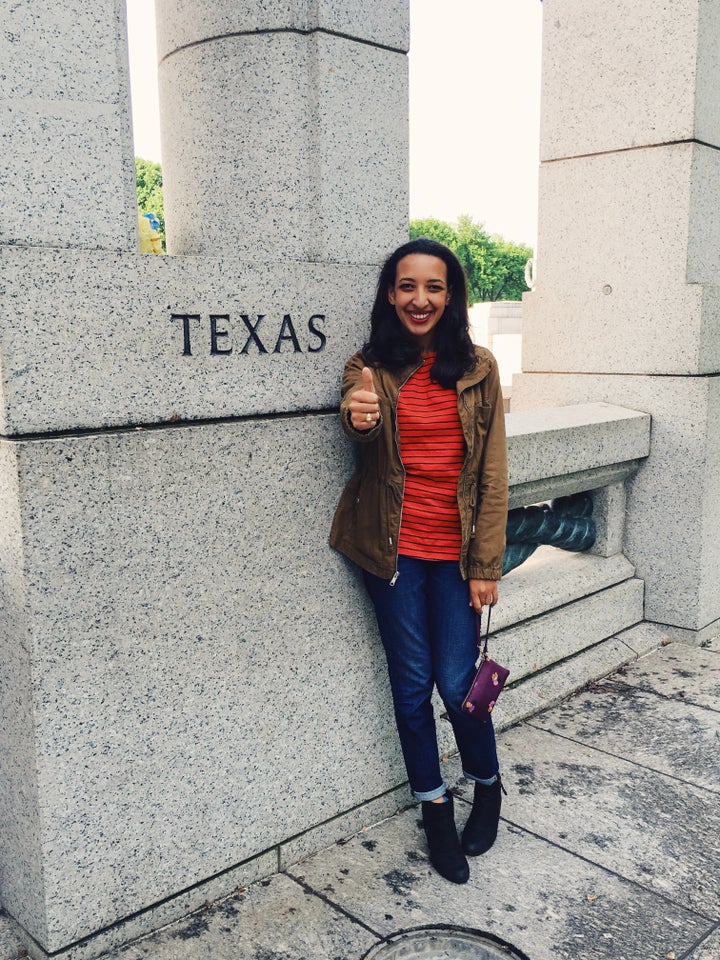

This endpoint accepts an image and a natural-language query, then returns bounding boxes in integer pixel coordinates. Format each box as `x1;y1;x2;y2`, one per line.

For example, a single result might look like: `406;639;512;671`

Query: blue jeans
364;556;499;800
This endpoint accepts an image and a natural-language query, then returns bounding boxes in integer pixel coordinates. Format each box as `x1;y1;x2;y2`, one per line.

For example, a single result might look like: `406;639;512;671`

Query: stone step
494;577;645;684
435;548;644;756
491;621;671;732
494;546;636;630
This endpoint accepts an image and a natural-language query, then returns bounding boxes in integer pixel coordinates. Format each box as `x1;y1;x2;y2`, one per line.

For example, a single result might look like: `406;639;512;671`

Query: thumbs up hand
348;366;381;431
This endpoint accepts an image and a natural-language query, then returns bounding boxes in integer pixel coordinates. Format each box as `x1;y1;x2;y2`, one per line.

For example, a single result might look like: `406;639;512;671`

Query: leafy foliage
135;157;165;243
409;215;532;303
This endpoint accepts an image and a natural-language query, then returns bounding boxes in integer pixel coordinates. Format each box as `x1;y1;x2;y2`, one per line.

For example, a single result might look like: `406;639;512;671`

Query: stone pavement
2;637;719;960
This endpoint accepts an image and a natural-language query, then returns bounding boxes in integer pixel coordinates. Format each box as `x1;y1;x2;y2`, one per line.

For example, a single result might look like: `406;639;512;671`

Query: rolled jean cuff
413;782;447;802
463;769;499;786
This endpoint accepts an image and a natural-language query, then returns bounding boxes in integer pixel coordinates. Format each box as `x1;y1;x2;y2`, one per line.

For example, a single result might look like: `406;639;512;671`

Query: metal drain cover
364;926;528;960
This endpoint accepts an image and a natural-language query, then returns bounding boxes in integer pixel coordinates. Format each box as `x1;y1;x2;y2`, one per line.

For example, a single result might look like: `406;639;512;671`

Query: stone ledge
507;402;651;498
494;578;644;684
491;621;671;732
496;546;635;630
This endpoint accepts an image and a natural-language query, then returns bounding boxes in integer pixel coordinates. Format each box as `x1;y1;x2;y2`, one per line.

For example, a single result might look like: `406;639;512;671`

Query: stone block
696;0;720;146
539;0;720;160
155;0;409;62
487;300;522;336
688;143;720;286
159;30;307;258
513;373;720;632
0;0;130;102
0;103;137;252
492;578;644;685
313;32;408;264
158;31;407;260
496;547;635;631
0;414;408;950
588;481;626;558
0;0;137;251
506;402;650;503
491;622;670;732
0;248;375;434
524;143;720;376
0;445;45;940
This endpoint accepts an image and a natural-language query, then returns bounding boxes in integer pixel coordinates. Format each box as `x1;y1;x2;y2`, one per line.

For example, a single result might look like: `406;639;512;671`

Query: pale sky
126;0;542;248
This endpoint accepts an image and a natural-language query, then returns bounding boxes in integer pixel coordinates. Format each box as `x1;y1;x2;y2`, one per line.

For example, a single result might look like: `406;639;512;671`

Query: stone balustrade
506;401;650;509
449;400;659;736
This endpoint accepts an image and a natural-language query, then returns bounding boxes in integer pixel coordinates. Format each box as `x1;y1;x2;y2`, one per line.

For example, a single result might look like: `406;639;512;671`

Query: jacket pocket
351;474;387;555
384;481;397;551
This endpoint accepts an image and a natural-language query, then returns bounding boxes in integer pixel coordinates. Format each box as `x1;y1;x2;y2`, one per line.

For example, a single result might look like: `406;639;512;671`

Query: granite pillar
514;0;720;637
155;1;408;261
0;0;138;251
0;2;409;956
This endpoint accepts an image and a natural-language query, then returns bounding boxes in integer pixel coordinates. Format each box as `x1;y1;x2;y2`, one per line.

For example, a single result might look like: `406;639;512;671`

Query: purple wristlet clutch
461;607;509;720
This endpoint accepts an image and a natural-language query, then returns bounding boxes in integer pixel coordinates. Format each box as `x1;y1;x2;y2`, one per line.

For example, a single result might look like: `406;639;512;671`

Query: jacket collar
379;347;492;394
456;348;493;393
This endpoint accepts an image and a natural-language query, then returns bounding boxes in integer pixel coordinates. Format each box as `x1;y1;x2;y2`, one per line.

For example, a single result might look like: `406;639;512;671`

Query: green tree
135;157;165;242
409;215;532;303
488;234;534;301
409;217;457;249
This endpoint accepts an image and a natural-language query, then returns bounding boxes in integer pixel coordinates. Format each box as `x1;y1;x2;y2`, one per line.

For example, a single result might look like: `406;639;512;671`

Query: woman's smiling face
388;253;450;352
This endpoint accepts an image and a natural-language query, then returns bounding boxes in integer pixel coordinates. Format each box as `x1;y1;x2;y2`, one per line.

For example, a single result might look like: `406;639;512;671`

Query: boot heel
421;793;469;884
461;774;504;857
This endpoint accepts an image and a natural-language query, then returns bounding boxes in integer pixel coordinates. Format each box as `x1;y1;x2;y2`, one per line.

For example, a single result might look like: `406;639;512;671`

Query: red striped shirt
397;355;464;561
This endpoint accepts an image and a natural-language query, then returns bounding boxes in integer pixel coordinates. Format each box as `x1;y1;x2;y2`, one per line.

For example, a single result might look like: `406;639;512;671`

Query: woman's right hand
348;366;381;431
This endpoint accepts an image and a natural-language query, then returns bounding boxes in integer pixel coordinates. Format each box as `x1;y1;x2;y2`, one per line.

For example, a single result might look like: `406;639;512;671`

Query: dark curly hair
362;237;477;388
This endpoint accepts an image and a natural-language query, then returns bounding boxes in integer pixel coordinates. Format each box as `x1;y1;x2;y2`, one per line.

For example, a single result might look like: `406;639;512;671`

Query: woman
330;237;508;884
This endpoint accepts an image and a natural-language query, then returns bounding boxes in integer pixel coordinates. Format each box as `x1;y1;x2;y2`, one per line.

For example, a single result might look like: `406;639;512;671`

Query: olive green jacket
329;347;508;582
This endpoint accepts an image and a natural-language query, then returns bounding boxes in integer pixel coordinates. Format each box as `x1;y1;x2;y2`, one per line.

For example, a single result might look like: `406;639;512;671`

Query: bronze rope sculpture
502;493;596;576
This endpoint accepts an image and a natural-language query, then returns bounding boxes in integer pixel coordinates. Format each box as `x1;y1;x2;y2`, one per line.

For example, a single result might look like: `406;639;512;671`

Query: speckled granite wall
0;417;407;950
519;0;720;639
0;1;410;954
0;247;377;434
0;0;137;251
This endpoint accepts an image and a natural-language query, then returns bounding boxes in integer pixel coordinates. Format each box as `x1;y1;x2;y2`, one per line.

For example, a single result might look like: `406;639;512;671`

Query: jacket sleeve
468;357;508;581
339;351;383;443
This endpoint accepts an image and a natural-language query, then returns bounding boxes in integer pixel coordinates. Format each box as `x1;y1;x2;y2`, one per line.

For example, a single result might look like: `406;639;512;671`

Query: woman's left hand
468;579;498;613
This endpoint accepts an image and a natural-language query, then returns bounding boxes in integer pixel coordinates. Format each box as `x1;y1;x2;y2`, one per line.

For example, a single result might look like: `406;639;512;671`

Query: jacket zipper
389;362;422;586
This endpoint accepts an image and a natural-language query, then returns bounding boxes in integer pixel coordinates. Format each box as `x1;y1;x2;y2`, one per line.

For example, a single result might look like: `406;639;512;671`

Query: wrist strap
475;607;492;658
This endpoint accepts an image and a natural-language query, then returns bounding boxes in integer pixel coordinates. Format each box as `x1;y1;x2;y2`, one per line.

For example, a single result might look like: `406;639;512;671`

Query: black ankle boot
421;793;469;884
461;775;505;856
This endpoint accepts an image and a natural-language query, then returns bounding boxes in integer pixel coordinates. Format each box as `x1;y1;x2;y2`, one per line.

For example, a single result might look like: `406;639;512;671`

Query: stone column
0;3;410;955
514;0;720;639
155;1;408;261
0;0;138;251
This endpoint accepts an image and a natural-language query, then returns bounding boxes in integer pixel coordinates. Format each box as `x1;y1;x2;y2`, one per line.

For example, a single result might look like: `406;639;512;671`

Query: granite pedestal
518;0;720;641
0;0;412;954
